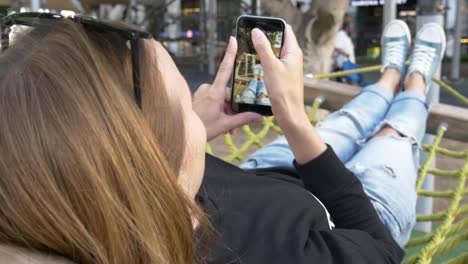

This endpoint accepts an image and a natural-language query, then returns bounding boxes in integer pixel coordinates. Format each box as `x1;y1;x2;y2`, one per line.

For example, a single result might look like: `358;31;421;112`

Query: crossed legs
240;20;445;247
240;68;429;247
344;71;428;247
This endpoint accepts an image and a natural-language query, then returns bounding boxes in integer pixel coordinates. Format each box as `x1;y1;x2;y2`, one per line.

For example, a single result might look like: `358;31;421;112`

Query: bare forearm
250;25;327;163
278;112;327;164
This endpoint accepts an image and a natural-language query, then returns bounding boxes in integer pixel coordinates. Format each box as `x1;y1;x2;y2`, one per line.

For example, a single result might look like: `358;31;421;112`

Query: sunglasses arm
131;38;142;109
1;25;11;51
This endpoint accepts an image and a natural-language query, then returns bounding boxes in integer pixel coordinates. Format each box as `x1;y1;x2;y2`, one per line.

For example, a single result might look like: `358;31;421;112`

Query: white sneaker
240;87;256;104
407;23;446;93
381;20;411;74
255;97;271;106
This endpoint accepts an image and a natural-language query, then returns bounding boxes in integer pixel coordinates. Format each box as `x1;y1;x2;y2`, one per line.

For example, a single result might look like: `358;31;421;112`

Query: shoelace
384;40;406;67
410;44;437;77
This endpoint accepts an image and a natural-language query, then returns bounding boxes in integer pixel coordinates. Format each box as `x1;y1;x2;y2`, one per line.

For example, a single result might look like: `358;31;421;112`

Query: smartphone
231;15;286;116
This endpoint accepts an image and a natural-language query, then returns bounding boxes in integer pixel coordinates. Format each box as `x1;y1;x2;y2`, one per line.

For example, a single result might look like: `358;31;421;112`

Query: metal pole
450;0;463;79
206;0;217;75
443;0;450;32
383;0;397;27
167;0;181;56
414;0;444;234
252;0;257;15
200;0;206;72
31;0;41;11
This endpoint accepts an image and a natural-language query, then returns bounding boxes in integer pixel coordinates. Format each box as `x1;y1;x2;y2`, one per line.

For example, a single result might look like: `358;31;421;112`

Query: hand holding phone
193;37;262;141
231;15;286;116
251;24;328;164
250;24;307;124
228;16;327;162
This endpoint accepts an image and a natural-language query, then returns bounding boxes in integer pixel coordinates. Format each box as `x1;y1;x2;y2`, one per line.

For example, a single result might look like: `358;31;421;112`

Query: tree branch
307;0;348;46
261;0;300;23
260;0;349;74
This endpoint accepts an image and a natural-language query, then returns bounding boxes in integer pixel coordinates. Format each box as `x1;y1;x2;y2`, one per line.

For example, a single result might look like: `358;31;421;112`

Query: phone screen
231;16;285;116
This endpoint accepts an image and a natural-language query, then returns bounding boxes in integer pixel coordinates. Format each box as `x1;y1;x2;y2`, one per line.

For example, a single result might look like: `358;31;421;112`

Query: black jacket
198;146;404;263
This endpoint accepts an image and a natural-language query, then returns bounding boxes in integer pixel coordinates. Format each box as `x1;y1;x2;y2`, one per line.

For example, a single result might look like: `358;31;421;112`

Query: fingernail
252;28;262;40
229;36;234;45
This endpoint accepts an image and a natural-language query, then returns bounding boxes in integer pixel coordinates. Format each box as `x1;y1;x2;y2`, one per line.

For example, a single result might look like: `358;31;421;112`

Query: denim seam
365;84;395;101
335;110;368;138
359;89;393;105
391;97;429;109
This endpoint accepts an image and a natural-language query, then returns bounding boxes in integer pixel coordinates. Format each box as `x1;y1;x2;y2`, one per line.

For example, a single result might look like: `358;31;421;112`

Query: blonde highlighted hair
0;20;207;263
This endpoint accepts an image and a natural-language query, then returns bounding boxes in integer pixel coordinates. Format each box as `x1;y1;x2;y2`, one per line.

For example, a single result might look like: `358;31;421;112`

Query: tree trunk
261;0;349;74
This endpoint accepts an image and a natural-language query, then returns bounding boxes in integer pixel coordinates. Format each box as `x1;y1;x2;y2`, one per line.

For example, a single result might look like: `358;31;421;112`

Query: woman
0;13;445;264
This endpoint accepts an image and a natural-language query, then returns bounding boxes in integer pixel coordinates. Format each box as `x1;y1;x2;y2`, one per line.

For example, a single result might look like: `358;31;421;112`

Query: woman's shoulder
200;155;334;264
202;154;306;193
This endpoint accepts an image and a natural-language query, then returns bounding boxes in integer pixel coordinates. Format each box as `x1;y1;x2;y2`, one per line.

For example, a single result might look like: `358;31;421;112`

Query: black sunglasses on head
0;12;153;108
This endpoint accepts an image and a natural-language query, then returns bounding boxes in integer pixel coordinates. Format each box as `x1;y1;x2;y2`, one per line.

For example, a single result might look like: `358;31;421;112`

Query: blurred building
0;0;254;72
157;0;247;71
444;0;468;57
348;0;418;58
348;0;468;59
458;0;468;56
2;0;466;62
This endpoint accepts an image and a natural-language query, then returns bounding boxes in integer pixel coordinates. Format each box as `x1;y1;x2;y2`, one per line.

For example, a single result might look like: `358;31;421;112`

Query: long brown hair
0;20;205;263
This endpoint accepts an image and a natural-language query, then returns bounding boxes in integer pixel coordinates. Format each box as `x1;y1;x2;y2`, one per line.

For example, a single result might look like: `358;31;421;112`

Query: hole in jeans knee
380;122;420;145
373;125;402;139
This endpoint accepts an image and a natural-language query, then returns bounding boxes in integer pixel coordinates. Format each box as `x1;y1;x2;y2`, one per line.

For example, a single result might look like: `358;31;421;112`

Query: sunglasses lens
4;13;151;40
16;14;62;27
89;21;150;38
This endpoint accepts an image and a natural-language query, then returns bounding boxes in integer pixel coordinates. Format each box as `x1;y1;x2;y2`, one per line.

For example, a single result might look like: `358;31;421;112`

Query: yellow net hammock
207;68;468;264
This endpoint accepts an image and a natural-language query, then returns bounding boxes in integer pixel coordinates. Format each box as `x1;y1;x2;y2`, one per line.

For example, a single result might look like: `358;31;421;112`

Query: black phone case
230;15;286;116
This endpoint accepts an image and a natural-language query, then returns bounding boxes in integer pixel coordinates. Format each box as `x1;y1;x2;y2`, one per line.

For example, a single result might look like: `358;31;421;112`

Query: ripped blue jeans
240;84;428;247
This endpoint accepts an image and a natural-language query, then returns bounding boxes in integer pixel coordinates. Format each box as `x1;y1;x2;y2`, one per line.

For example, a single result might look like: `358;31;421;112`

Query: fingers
280;24;302;61
213;36;238;88
251;28;279;70
225;87;232;102
224;112;263;130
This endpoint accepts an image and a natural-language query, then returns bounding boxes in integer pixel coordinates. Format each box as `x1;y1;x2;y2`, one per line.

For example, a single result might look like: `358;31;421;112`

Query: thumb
251;28;279;70
224;112;263;130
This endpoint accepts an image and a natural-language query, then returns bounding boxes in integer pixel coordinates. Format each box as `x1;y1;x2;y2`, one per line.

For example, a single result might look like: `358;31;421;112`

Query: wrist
275;109;310;132
276;112;327;164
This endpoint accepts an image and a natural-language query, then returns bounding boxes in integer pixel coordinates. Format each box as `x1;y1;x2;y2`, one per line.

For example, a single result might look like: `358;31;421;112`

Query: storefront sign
351;0;408;6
